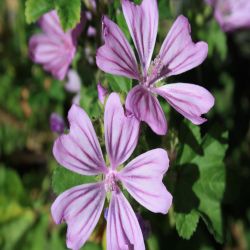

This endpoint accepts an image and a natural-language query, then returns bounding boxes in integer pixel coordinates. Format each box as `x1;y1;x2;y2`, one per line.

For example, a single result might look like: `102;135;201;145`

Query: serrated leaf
192;131;228;243
174;123;228;242
52;166;96;194
106;74;132;93
175;210;200;240
55;0;81;31
25;0;54;23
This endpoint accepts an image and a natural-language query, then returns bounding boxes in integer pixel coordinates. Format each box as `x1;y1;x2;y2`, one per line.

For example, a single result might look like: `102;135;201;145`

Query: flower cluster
97;0;214;135
29;0;218;249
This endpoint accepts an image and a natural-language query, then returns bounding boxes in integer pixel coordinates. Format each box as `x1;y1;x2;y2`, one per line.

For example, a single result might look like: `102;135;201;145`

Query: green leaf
50;229;66;250
0;166;24;201
83;242;102;250
23;214;49;250
25;0;54;23
175;210;200;240
174;122;228;242
52;166;96;194
192;131;228;243
198;20;227;61
106;74;132;93
116;10;130;41
55;0;81;31
147;235;160;250
0;208;35;250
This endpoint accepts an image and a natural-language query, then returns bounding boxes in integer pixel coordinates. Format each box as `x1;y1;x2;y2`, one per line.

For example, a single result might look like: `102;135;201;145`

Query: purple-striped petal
104;93;140;169
51;182;106;250
29;33;76;81
153;83;215;125
53;104;107;176
125;85;167;135
152;15;208;83
38;10;64;38
107;190;145;250
122;0;158;76
29;11;81;80
96;16;139;80
119;149;172;214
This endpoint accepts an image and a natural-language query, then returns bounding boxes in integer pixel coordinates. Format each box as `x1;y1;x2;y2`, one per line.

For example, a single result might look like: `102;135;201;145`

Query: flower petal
29;33;76;80
39;10;64;37
154;83;215;125
53;104;107;176
96;16;139;80
125;85;167;135
107;190;145;250
104;93;140;169
119;149;172;214
51;182;106;250
65;69;81;93
122;0;158;75
153;15;208;83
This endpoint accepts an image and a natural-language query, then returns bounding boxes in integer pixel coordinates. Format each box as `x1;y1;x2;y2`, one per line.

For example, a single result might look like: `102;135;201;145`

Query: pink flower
206;0;250;32
29;11;84;80
96;0;215;135
51;93;172;250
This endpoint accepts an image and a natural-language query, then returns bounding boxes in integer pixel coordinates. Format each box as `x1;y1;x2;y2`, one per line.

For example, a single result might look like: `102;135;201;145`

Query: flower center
104;170;118;192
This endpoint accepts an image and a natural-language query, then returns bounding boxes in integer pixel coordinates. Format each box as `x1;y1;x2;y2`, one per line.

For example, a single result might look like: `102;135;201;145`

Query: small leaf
55;0;81;31
25;0;54;23
52;166;96;194
175;210;200;240
106;74;132;93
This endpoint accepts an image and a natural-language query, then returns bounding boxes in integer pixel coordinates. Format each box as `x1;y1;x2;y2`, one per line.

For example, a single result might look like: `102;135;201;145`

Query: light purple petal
51;182;106;250
65;69;81;93
125;85;167;135
122;0;158;75
104;93;140;169
29;34;76;80
119;149;172;214
96;16;140;80
152;15;208;83
50;112;65;134
97;82;108;104
87;26;97;37
38;10;64;38
153;83;215;125
107;190;145;250
213;0;250;32
29;11;80;80
72;93;81;105
53;104;107;175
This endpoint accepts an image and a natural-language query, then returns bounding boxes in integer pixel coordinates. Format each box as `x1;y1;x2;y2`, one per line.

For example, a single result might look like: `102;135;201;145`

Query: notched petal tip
155;83;215;126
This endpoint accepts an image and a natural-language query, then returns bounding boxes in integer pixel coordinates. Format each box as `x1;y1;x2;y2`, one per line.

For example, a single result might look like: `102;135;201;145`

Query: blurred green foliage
0;0;250;249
